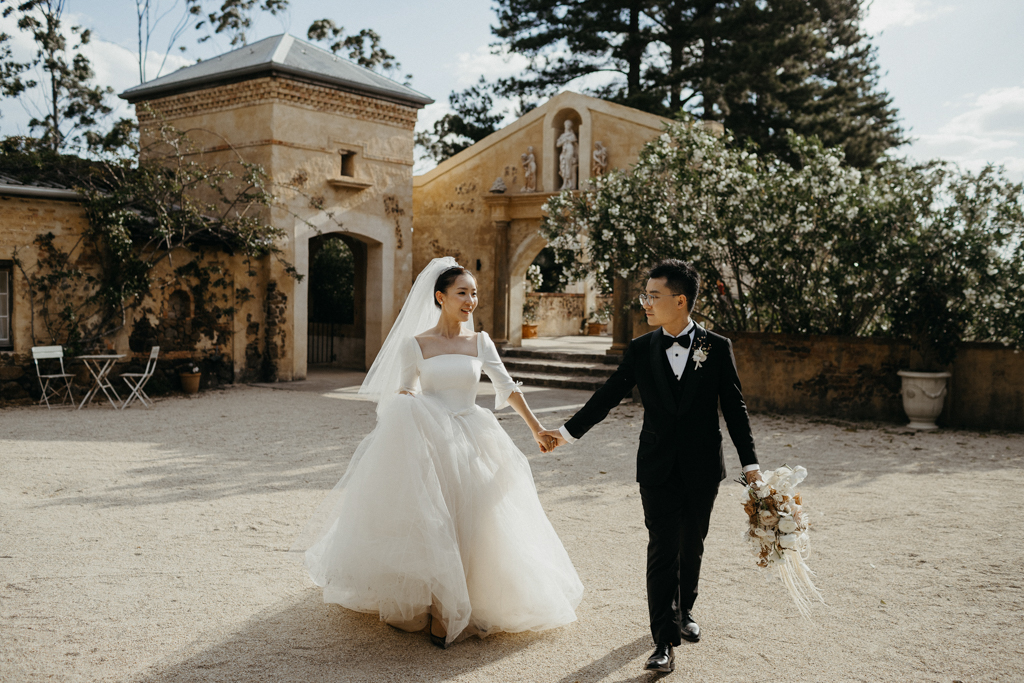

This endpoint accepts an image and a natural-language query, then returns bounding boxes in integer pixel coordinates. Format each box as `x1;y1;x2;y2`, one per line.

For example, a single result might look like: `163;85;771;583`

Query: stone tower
121;34;432;379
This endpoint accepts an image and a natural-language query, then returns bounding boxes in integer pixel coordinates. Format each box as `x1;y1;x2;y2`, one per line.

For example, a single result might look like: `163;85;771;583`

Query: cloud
862;0;953;35
453;45;531;88
909;85;1024;179
0;12;192;136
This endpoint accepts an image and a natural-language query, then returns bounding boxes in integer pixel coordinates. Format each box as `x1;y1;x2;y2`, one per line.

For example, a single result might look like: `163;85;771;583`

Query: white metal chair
31;346;75;408
120;346;160;410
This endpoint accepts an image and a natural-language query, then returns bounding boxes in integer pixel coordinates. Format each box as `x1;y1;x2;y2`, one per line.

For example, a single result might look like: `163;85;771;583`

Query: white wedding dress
303;331;583;644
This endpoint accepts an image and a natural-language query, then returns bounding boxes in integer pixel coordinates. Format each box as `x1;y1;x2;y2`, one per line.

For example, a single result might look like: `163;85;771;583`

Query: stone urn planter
586;322;606;336
897;370;951;430
179;371;201;395
522;324;539;339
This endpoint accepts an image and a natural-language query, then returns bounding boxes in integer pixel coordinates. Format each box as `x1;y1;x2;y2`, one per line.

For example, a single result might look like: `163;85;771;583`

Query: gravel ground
1;381;1022;683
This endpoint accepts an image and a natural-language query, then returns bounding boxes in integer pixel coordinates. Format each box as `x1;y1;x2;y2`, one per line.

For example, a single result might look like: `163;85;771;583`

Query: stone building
2;37;681;399
413;91;673;347
120;33;432;379
0;33;432;395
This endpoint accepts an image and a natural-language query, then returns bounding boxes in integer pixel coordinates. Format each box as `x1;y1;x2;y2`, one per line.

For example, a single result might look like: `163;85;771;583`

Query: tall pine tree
491;0;904;167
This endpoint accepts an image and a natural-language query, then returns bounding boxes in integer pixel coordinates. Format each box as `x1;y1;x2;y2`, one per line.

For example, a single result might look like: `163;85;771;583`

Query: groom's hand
745;469;763;485
538;429;568;449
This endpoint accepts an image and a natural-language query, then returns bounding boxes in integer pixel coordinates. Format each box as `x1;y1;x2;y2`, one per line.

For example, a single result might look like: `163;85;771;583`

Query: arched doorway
307;233;367;368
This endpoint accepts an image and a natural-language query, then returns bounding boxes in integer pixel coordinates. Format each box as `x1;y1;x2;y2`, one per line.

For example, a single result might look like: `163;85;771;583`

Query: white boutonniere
692;344;710;369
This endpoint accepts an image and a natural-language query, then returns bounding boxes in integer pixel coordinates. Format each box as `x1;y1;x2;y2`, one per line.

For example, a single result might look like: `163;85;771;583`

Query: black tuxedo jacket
564;325;757;490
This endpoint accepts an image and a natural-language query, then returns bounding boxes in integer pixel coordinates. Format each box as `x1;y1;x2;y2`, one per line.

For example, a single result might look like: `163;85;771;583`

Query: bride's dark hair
434;266;474;308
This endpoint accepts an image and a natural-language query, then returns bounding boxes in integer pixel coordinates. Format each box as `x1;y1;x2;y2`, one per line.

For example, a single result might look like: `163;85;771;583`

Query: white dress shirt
664;320;696;380
556;322;759;474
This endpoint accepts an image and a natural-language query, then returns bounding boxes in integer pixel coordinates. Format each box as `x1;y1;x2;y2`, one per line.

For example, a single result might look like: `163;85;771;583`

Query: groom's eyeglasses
638;293;660;307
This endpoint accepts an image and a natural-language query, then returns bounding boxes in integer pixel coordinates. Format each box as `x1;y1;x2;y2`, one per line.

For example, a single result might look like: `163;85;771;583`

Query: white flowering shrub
541;116;1024;364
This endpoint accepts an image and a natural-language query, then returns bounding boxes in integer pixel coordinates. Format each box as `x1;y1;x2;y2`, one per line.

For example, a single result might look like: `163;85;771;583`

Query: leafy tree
415;77;506;163
193;0;288;47
2;0;113;152
309;238;355;325
7;121;299;352
133;0;199;83
0;20;31;104
491;0;904;168
306;18;408;80
492;0;659;112
541;117;1024;365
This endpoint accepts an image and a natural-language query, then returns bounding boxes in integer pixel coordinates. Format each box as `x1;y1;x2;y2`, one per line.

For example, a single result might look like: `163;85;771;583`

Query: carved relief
521;146;537;192
455;181;477;196
556;120;579;190
592;141;608;177
443;200;475;213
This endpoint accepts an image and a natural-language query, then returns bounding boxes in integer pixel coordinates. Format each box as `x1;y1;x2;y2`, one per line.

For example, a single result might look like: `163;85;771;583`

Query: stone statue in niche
521;146;537;192
556;120;579;190
592;140;608;177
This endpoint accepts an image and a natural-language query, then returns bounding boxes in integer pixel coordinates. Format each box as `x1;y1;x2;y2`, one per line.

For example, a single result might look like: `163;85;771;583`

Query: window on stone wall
339;149;357;177
0;262;11;349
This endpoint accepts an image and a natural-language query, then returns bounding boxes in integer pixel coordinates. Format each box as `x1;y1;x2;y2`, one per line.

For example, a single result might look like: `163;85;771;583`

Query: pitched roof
120;33;433;107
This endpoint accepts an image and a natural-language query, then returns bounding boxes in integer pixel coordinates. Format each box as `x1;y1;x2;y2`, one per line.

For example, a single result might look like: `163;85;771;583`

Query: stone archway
295;221;387;376
306;233;366;368
507;231;549;345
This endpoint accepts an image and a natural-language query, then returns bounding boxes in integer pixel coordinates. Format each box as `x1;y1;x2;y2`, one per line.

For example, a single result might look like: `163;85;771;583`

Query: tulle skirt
302;393;583;644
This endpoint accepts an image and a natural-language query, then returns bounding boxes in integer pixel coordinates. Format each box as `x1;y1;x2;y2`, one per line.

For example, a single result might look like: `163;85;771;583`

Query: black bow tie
661;333;691;350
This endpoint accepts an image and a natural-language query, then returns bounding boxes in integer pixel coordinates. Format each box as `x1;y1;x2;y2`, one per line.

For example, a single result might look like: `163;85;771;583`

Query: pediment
414;91;672;195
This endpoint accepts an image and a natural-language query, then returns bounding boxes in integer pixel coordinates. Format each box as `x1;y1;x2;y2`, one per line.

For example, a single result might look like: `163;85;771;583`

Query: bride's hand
533;430;556;453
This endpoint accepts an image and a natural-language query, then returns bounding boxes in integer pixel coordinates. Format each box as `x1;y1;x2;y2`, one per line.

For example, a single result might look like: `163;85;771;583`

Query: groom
540;259;760;674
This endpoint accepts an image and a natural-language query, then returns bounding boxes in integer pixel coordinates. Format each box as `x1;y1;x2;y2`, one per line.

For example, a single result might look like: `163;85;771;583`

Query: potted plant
586;302;611;335
522;297;539;339
179;364;201;394
891;277;961;430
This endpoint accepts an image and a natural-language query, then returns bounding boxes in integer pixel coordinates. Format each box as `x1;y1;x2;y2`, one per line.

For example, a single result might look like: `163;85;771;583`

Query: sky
1;0;1022;179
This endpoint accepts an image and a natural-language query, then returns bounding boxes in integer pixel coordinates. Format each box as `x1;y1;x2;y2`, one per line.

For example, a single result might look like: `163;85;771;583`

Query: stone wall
0;192;278;405
721;331;1024;431
528;293;614;337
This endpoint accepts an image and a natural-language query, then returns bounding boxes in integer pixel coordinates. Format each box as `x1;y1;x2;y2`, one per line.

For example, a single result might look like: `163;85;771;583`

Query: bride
300;257;583;647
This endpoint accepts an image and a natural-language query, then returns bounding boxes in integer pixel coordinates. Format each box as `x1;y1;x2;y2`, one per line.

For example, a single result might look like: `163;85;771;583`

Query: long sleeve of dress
398;337;421;394
479;332;523;410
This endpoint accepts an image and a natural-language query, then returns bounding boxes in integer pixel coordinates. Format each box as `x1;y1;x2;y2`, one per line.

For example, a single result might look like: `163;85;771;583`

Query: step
484;370;608;391
501;357;617;379
500;346;623;365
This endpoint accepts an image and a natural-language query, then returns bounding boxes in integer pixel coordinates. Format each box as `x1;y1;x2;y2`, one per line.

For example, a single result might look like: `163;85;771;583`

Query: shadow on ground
126;589;547;683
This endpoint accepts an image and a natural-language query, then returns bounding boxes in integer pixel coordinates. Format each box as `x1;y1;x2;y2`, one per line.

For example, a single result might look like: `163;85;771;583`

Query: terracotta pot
897;370;951;430
179;372;201;394
586;322;606;336
522;324;539;339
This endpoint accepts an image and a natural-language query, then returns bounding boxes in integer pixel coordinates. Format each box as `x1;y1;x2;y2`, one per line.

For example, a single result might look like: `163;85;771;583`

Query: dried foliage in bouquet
739;465;824;618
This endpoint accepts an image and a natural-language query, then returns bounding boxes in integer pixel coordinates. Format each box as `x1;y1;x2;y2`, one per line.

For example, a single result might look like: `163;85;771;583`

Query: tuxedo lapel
649;327;677;409
675;325;706;416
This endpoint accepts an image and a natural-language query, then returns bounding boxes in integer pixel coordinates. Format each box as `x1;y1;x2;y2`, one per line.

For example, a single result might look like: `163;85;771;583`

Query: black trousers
639;481;720;646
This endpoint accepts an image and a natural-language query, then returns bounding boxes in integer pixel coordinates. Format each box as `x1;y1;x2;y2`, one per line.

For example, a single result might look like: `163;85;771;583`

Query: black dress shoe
644;643;675;672
681;612;700;643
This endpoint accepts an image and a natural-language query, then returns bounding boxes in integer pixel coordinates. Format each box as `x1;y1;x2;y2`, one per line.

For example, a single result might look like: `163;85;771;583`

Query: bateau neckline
415;332;481;361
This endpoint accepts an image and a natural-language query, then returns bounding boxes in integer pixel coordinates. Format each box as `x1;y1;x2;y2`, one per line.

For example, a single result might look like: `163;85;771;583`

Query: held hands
533;431;556;453
537;429;568;450
744;469;763;485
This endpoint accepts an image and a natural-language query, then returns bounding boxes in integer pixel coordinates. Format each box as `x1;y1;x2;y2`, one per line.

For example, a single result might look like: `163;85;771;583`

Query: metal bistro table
76;354;126;410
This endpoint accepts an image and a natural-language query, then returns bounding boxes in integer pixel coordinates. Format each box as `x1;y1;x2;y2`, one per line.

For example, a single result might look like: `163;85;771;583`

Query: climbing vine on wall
8;120;338;355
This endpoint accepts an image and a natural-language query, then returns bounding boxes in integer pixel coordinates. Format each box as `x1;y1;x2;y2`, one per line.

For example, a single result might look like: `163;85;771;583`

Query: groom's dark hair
648;259;699;312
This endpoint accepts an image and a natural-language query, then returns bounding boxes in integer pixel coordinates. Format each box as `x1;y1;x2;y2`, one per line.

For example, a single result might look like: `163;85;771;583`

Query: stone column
484;195;512;347
493;219;511;347
608;275;632;356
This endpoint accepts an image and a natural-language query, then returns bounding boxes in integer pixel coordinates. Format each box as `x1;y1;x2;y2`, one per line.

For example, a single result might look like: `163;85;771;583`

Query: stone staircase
496;346;623;391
